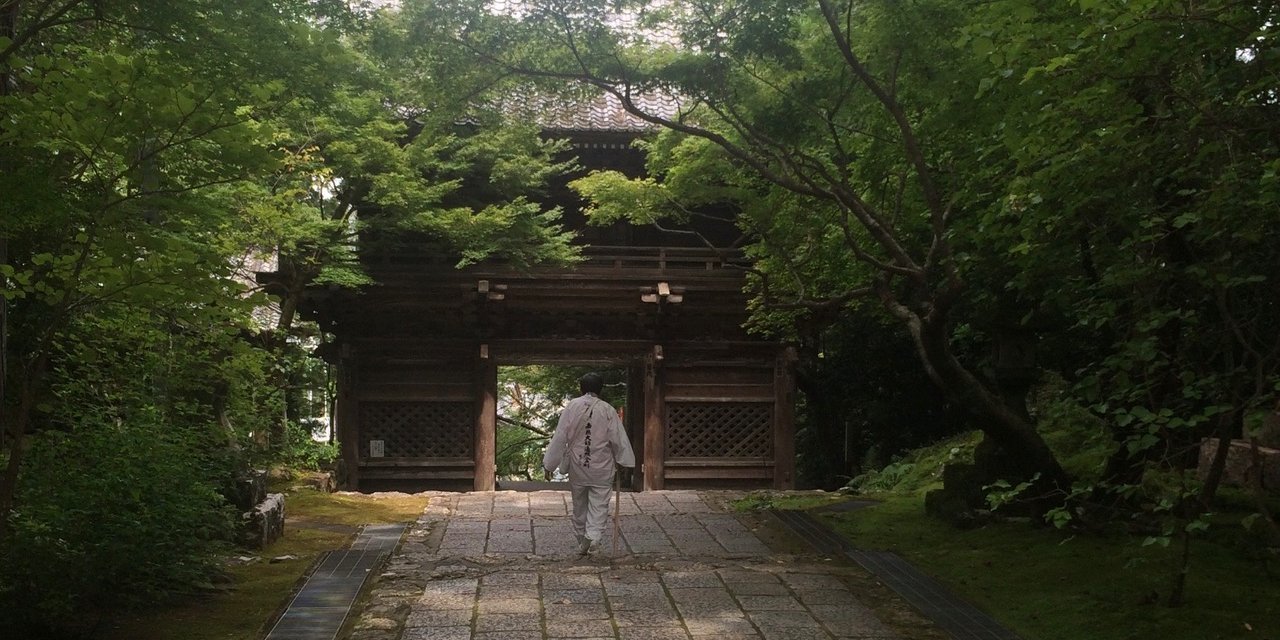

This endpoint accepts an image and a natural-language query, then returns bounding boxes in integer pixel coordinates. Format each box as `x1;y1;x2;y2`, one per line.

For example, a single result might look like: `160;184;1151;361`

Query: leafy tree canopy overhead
0;1;588;625
448;0;1280;499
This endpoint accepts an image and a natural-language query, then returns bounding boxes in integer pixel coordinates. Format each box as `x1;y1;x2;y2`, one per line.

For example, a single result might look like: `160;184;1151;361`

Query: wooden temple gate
312;250;796;492
292;126;797;492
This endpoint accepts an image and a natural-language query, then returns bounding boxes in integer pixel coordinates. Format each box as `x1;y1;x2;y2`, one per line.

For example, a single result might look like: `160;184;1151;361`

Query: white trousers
570;483;614;542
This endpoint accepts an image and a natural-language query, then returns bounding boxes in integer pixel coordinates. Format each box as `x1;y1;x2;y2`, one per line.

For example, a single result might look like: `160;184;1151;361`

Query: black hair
579;372;604;394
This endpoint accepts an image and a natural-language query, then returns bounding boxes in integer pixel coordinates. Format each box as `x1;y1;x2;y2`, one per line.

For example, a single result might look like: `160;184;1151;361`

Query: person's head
579;372;604;395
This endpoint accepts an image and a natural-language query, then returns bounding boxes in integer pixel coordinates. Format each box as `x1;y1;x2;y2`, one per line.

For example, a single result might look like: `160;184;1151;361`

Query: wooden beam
664;467;774;480
643;347;666;491
663;395;774;403
627;364;645;491
359;457;473;467
357;386;474;402
474;357;497;491
358;469;475;480
665;457;774;465
773;347;798;489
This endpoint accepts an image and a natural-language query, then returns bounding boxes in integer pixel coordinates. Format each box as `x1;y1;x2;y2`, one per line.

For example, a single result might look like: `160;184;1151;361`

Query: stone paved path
346;491;942;640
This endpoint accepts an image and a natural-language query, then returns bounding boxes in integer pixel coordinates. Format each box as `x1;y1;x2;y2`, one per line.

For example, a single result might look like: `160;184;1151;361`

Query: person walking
543;372;635;555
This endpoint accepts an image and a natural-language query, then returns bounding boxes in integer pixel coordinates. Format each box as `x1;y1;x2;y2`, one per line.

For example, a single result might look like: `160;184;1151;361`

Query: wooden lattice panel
666;402;773;458
360;402;473;458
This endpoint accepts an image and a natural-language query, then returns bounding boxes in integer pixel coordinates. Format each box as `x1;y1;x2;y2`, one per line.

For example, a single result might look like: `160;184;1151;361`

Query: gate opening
494;365;628;490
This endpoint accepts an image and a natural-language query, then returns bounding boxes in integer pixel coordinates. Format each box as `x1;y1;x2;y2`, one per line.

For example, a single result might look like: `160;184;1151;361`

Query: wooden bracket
641;282;684;304
477;280;506;302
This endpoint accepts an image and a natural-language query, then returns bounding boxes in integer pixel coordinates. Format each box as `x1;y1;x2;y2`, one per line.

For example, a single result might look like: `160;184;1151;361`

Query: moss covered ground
745;421;1279;640
824;494;1278;640
98;483;429;640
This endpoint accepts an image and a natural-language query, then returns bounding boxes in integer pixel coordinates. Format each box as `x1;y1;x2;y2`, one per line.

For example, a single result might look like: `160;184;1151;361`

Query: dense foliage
441;0;1279;604
0;0;580;633
448;0;1278;487
795;313;960;489
1;0;1277;629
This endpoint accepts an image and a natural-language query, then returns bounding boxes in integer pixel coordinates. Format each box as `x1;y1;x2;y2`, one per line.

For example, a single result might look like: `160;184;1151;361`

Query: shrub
0;414;235;635
850;461;918;492
847;431;982;494
282;419;338;471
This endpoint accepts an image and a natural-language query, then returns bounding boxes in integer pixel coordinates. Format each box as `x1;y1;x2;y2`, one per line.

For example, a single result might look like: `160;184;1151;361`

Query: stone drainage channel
770;508;1022;640
267;491;1021;640
265;524;407;640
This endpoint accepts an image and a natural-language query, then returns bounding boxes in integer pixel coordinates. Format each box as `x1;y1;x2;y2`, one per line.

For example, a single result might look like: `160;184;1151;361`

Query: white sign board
369;439;385;458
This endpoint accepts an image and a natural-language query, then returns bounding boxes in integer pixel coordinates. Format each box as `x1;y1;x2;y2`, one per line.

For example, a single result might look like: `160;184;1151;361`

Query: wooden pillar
642;347;665;491
627;364;645;491
474;351;497;491
336;345;360;491
773;346;797;489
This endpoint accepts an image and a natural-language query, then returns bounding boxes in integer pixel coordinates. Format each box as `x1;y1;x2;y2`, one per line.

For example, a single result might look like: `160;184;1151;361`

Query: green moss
285;487;430;527
100;528;347;640
848;431;982;494
97;488;430;640
826;495;1280;640
733;491;850;512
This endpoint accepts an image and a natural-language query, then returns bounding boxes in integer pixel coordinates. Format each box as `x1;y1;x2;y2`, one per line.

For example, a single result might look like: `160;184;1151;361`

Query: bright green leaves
570;172;677;227
1;42;279;228
0;35;288;346
253;5;583;276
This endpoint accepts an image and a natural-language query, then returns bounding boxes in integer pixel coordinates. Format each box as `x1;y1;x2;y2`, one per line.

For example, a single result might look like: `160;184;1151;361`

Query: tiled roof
500;88;681;132
487;0;681;45
487;0;684;132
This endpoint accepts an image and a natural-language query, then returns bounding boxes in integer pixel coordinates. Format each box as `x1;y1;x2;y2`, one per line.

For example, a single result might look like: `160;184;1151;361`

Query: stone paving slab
344;491;943;640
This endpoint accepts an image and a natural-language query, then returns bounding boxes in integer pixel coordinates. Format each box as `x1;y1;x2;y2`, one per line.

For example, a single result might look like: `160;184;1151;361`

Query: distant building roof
486;0;684;133
500;88;681;133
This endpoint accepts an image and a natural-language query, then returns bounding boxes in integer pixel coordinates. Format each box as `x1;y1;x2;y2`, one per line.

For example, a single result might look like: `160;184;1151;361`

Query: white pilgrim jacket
542;392;636;487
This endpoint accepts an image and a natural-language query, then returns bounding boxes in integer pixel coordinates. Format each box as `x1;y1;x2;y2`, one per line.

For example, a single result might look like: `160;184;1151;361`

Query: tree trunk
910;312;1070;487
794;358;848;488
0;353;48;540
1167;521;1193;607
267;258;305;452
1197;410;1239;507
0;1;19;455
0;237;8;453
212;379;239;451
1246;436;1280;553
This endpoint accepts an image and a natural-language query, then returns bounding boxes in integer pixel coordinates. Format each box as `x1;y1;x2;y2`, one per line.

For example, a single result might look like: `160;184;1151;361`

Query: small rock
354;616;398;631
365;601;410;617
269;555;299;563
347;632;393;640
375;589;422;599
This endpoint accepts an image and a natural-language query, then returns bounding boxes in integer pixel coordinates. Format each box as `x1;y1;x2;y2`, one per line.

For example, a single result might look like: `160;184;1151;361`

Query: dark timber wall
290;129;797;493
332;338;795;493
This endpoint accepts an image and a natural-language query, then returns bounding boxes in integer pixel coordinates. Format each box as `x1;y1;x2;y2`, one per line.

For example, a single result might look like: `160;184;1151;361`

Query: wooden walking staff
613;405;625;557
612;468;622;556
